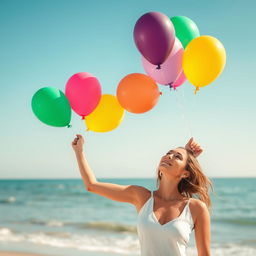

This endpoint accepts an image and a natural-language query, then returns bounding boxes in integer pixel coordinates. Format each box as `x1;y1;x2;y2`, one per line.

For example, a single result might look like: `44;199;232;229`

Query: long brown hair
156;147;213;209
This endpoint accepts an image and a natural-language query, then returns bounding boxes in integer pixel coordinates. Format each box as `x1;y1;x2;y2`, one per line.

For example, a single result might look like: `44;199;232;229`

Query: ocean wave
187;244;256;256
1;227;256;255
0;227;139;254
26;216;256;232
213;217;256;226
28;219;64;227
25;219;137;233
0;228;12;235
82;221;137;233
0;196;16;204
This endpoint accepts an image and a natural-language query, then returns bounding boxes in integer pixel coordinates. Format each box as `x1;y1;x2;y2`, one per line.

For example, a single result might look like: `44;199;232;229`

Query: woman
72;134;212;256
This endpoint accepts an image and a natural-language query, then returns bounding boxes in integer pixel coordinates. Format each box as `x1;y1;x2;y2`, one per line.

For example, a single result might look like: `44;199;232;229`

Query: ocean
0;178;256;256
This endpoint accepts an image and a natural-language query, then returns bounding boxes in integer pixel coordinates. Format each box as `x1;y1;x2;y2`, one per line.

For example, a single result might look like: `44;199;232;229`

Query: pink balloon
171;71;187;90
65;72;102;117
141;37;184;85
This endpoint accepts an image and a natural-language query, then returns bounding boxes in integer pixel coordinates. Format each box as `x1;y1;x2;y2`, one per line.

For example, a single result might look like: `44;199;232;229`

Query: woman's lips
161;161;172;166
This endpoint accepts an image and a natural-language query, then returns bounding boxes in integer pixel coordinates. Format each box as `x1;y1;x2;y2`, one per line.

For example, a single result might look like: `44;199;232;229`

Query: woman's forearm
75;151;97;189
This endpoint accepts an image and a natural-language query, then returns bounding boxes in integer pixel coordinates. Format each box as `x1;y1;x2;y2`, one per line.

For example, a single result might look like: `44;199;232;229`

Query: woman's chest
153;203;184;225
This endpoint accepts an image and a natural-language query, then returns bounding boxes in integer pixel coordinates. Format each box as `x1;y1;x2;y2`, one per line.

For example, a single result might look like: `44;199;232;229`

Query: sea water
0;178;256;256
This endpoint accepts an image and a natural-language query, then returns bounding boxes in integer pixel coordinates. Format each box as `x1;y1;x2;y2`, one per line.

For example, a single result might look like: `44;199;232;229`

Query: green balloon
31;87;71;127
170;16;200;49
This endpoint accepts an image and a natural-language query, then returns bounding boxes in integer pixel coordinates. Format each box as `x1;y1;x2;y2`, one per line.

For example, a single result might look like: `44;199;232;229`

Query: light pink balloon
171;71;187;90
141;37;184;85
65;72;102;117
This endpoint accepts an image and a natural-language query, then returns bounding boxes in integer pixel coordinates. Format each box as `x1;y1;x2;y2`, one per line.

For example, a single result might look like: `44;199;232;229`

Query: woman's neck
156;179;184;201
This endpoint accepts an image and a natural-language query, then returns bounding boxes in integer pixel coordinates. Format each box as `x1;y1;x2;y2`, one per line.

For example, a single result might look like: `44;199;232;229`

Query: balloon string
174;86;193;138
181;86;193;138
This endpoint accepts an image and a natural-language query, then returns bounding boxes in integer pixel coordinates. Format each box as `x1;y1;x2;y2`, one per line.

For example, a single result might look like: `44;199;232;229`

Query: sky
0;0;255;179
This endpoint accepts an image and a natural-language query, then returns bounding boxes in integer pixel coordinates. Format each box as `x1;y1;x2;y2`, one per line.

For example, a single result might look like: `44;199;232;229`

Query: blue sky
0;0;255;179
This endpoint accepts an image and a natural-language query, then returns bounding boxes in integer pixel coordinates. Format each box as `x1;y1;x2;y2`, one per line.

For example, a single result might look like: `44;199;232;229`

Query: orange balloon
116;73;161;114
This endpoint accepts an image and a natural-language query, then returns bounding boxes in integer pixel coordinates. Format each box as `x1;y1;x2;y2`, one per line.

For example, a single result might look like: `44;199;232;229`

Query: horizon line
0;176;256;180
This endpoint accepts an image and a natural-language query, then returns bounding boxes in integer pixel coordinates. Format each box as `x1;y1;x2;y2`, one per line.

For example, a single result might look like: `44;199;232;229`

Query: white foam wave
0;228;23;242
0;228;139;254
187;244;256;256
0;228;12;236
0;196;16;203
46;220;64;227
1;227;256;255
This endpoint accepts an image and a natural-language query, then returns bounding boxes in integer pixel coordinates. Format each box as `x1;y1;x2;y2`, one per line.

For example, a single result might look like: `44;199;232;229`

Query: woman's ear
183;171;190;179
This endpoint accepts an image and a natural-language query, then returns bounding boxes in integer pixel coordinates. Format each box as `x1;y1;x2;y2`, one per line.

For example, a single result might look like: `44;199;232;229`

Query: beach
0;253;43;256
1;178;256;256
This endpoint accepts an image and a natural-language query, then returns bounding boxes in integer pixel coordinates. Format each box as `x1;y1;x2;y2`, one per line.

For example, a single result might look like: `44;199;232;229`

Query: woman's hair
156;147;213;209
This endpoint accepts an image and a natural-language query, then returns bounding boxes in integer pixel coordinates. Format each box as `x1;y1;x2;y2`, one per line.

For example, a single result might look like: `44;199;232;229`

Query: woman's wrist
75;150;84;157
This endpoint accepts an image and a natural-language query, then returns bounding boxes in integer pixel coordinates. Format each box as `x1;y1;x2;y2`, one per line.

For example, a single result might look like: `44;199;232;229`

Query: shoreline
0;252;50;256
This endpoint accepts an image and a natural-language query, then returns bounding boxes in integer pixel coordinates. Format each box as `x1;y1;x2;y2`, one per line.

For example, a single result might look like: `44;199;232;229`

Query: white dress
137;191;194;256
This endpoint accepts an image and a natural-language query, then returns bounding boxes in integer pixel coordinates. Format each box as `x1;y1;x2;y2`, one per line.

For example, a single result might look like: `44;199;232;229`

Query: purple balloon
134;12;175;66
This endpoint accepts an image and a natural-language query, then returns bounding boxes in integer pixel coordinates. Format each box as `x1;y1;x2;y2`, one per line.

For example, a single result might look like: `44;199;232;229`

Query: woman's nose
168;154;174;160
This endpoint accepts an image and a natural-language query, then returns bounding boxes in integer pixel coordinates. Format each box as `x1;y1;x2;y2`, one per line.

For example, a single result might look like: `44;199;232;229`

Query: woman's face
158;148;189;180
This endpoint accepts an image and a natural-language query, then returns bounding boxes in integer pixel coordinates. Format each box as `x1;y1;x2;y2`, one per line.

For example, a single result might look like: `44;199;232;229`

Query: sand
0;253;48;256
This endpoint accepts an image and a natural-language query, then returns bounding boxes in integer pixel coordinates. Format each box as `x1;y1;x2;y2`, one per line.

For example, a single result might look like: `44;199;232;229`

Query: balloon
65;72;102;118
31;87;71;127
116;73;160;114
171;71;187;90
142;37;184;85
170;16;200;49
134;12;175;67
85;94;125;133
182;36;226;93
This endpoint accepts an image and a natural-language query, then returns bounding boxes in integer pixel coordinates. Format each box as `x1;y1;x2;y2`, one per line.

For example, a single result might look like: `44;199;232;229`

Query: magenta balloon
65;72;102;117
141;37;184;85
134;12;175;66
171;71;186;89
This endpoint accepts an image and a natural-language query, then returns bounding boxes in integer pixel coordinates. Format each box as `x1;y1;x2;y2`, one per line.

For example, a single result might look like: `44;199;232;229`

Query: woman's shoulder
188;198;209;224
189;198;207;207
132;186;151;213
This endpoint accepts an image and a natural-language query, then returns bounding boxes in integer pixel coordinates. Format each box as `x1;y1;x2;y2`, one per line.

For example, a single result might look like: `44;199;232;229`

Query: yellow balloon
182;35;226;92
85;94;125;132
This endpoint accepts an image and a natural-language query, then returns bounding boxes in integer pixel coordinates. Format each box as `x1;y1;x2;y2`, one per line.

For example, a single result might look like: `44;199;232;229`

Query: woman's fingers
188;137;193;145
72;136;79;146
184;137;203;157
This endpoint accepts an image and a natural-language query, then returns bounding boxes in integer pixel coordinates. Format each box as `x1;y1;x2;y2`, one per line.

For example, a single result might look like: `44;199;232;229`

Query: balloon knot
85;128;89;132
172;85;177;91
81;116;85;120
156;64;161;70
194;87;200;95
169;83;176;91
67;124;72;128
160;92;163;96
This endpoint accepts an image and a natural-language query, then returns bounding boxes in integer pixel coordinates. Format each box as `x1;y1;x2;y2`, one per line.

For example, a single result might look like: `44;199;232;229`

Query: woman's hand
185;137;203;157
71;134;85;154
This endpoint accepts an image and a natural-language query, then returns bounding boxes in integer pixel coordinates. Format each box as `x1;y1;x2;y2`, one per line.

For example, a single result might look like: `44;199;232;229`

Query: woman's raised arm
72;134;147;206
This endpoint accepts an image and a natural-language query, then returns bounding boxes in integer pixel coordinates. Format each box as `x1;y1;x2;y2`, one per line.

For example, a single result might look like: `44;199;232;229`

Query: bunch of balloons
31;72;125;132
134;12;226;93
31;12;226;133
